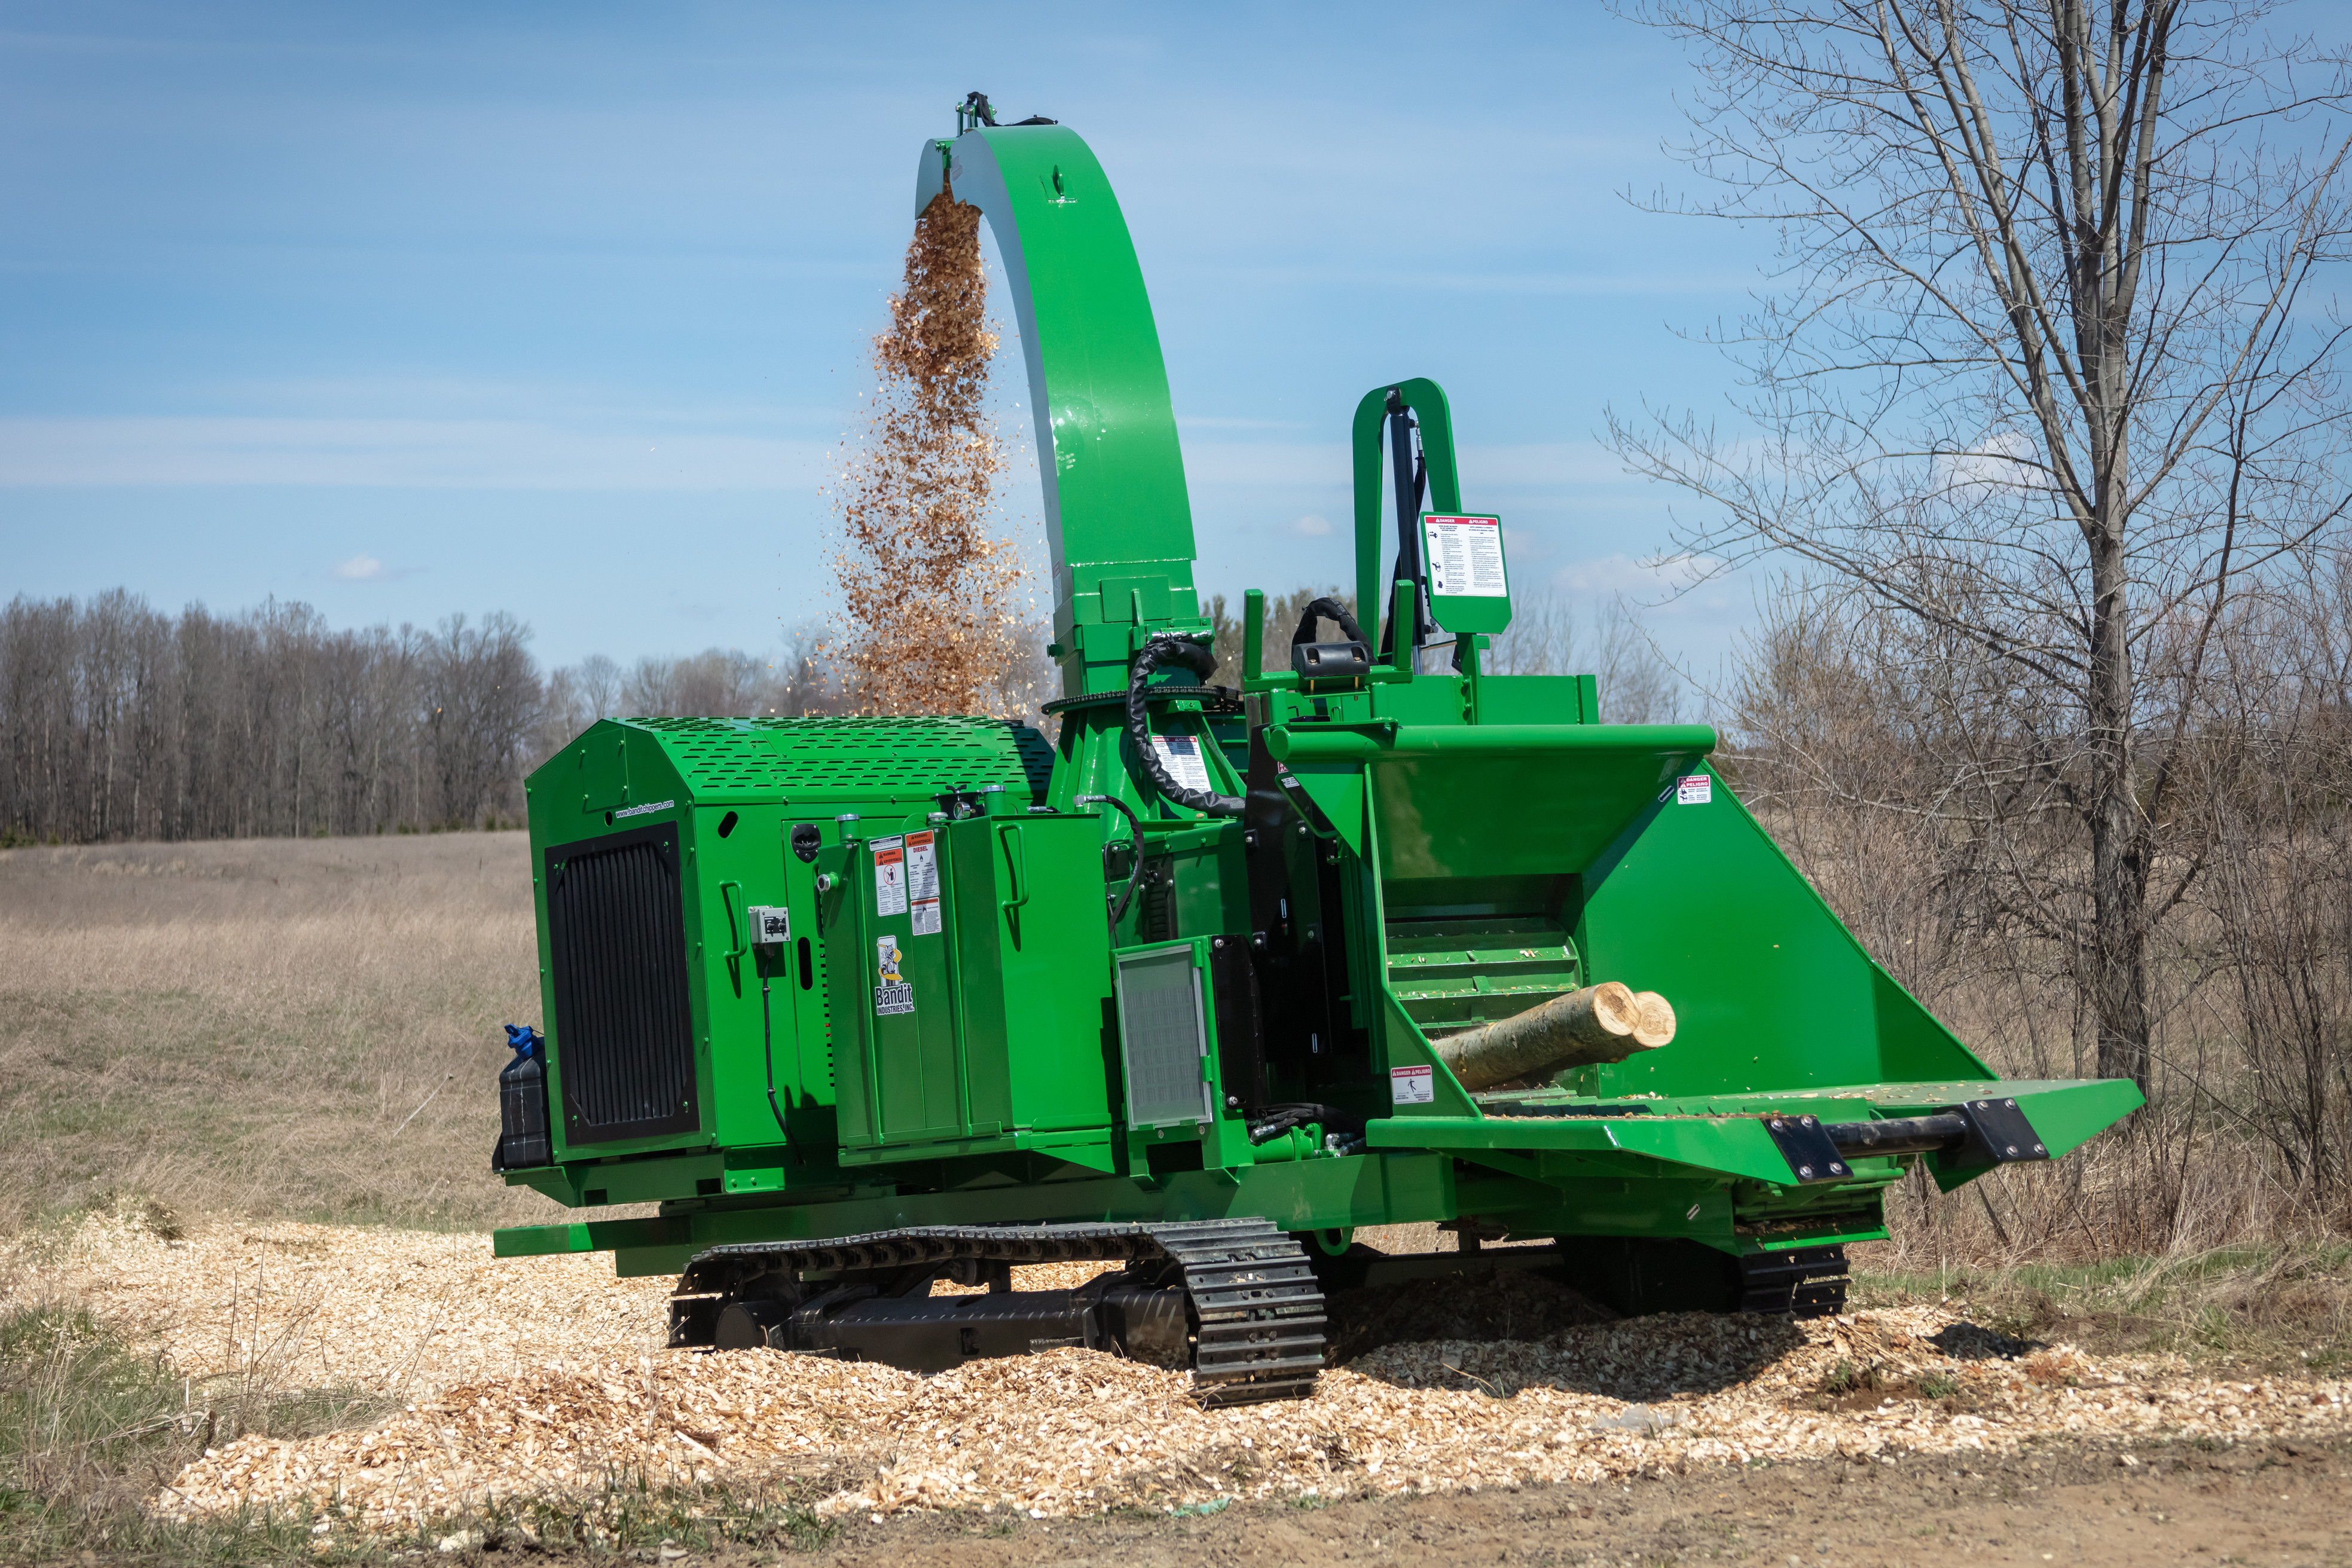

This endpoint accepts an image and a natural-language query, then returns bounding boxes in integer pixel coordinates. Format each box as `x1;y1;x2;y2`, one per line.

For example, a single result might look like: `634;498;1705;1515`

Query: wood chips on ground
10;1215;2351;1538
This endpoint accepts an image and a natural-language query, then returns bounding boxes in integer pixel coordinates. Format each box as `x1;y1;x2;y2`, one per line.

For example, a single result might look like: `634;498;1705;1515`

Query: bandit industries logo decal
873;935;914;1016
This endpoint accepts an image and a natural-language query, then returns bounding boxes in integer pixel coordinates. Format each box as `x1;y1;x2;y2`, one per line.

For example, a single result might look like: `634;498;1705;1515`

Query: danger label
1390;1063;1435;1105
873;934;914;1016
871;835;908;916
1150;734;1213;796
1422;514;1508;598
1675;774;1712;805
906;830;941;936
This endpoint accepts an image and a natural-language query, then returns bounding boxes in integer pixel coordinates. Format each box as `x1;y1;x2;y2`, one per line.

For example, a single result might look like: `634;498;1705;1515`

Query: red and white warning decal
1422;514;1508;598
871;835;908;916
1390;1063;1435;1105
1675;774;1712;805
906;829;941;936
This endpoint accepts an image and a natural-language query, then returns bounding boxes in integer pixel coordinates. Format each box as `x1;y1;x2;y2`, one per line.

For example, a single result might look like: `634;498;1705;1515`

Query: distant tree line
1;583;1682;847
0;591;1018;846
0;592;544;844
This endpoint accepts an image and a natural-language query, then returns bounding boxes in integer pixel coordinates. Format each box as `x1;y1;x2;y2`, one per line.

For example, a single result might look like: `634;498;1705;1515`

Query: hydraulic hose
1375;388;1431;664
1126;635;1245;817
1248;1101;1367;1147
1289;596;1366;653
761;974;790;1139
1074;791;1149;928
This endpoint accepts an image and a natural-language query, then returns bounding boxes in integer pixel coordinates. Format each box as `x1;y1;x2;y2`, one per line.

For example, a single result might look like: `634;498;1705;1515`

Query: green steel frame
490;115;2141;1294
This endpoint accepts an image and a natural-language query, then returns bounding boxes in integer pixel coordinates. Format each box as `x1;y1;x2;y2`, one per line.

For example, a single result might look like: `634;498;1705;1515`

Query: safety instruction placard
873;935;914;1016
906;829;941;936
1390;1063;1435;1105
1150;735;1214;796
1422;514;1508;598
1675;774;1712;805
870;835;908;916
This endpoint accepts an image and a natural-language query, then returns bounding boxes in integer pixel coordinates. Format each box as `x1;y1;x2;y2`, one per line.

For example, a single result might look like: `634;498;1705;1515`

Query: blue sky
0;2;1772;674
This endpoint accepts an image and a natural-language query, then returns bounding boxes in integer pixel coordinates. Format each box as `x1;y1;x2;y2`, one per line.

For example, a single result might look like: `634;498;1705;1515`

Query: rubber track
1150;1219;1327;1407
676;1218;1327;1405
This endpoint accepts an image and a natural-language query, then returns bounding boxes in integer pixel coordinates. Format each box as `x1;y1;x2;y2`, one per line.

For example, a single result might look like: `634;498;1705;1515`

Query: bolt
1797;1165;1815;1179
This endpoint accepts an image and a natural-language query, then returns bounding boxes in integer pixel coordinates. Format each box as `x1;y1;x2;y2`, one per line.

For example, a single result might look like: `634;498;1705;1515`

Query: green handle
719;879;747;959
998;826;1029;913
1266;722;1719;764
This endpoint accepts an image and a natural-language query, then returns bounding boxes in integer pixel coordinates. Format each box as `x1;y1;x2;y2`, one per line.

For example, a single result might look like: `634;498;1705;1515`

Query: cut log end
1432;980;1672;1092
1631;991;1676;1049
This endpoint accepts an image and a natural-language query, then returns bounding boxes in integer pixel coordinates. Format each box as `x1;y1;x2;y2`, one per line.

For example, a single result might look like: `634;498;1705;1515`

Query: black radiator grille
544;822;700;1144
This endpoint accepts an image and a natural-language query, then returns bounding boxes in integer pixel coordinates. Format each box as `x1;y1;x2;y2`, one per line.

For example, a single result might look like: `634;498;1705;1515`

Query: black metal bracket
1762;1114;1853;1184
1041;683;1242;717
1944;1096;2049;1170
1291;640;1373;681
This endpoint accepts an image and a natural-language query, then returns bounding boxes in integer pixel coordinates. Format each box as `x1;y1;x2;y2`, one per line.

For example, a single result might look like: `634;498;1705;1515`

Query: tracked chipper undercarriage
488;100;2143;1405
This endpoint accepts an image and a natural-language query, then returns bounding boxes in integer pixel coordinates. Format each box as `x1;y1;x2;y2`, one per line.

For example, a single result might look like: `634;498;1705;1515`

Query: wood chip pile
14;1217;2352;1538
7;1211;671;1397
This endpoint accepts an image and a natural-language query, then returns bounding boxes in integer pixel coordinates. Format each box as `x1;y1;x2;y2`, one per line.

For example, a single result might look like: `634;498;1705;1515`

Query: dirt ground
504;1438;2350;1566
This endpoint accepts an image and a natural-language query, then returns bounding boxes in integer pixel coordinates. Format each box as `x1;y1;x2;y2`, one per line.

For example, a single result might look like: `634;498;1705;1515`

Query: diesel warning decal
873;934;914;1016
907;829;941;936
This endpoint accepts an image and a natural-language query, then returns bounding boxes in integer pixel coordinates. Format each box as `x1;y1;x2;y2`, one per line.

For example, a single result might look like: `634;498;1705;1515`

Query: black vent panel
545;822;700;1144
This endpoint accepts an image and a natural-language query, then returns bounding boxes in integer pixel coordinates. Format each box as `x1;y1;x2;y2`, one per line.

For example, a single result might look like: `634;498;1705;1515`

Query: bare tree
423;612;540;828
1610;0;2352;1090
1207;587;1355;681
1485;594;1687;722
775;622;844;716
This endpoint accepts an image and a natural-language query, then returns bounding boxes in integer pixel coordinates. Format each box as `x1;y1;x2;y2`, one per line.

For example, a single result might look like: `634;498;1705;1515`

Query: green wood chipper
488;106;2142;1405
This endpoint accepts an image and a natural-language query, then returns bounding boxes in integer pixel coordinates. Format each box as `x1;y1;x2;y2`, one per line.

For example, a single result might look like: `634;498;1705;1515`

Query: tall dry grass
0;833;569;1233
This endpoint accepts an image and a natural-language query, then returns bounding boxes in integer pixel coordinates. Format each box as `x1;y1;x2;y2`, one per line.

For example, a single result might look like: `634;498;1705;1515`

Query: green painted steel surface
1352;378;1464;626
491;118;2145;1297
915;127;1201;699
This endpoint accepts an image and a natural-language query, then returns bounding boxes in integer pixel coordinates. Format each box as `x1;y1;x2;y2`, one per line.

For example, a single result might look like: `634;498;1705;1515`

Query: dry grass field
9;835;2352;1565
0;832;567;1234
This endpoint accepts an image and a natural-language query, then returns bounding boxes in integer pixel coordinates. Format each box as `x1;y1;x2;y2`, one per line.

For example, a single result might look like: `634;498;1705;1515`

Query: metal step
1736;1245;1849;1318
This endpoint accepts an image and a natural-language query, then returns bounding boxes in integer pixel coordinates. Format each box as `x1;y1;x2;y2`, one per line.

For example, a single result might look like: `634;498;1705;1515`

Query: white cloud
1550;551;1732;601
1179;438;1629;493
332;555;391;581
1932;429;2042;494
1182;441;1348;488
1291;514;1333;537
1178;415;1307;433
0;418;829;490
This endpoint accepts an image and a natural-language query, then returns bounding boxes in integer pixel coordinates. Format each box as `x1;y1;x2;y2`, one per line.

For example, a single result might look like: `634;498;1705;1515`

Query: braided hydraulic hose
1125;635;1245;817
1288;595;1366;655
